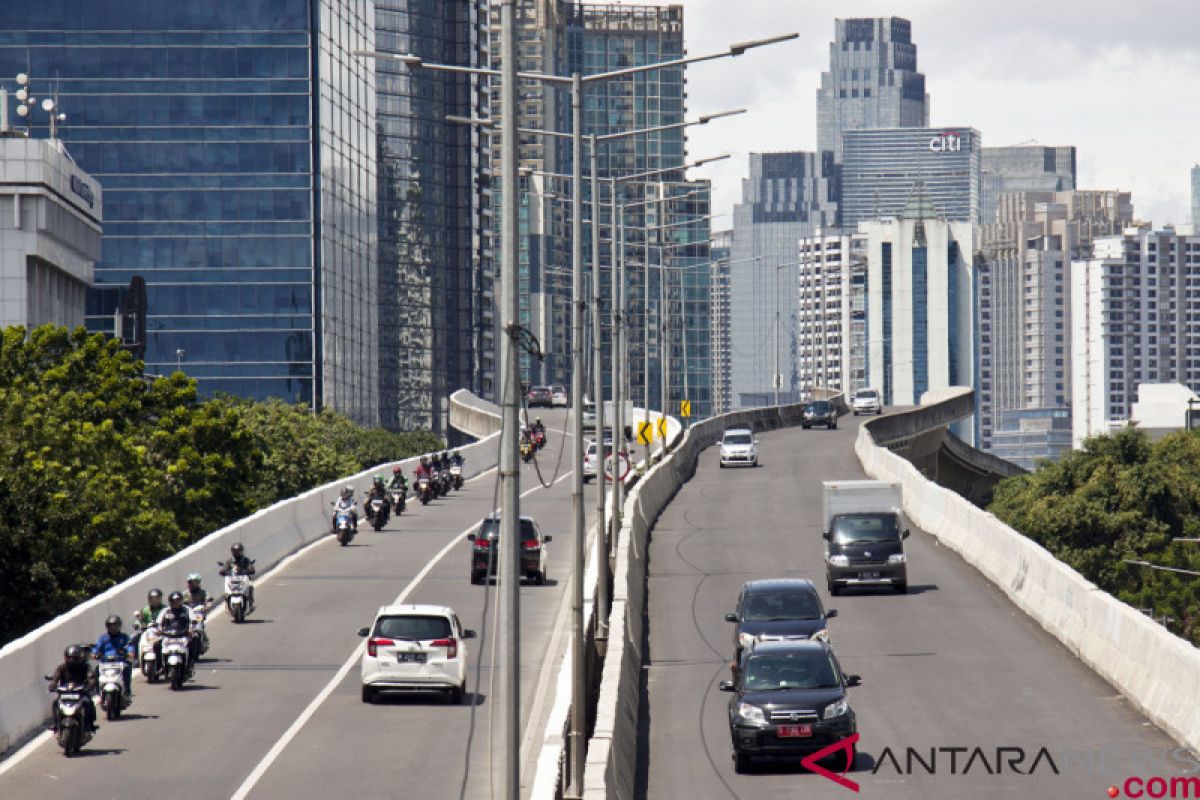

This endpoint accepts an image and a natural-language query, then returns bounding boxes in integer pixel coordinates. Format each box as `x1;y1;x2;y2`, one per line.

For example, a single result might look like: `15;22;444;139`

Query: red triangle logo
799;732;860;792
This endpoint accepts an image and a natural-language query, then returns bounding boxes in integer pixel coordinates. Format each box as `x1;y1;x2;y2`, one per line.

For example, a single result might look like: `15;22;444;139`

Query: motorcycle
520;439;535;463
449;464;464;491
186;602;210;657
45;680;94;756
160;632;191;690
134;619;163;682
532;429;546;450
96;658;130;720
221;560;255;622
333;508;356;545
388;486;407;515
417;475;433;505
365;495;389;531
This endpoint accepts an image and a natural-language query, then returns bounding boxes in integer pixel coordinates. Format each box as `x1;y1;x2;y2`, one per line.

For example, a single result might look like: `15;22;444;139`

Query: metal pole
681;266;689;424
602;178;619;637
568;72;586;798
617;205;627;519
591;138;607;642
661;247;668;433
773;264;780;406
643;215;651;463
498;3;521;796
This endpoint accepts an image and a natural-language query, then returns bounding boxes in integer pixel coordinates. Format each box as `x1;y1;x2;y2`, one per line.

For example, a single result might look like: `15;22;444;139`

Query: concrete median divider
0;394;500;757
855;405;1200;755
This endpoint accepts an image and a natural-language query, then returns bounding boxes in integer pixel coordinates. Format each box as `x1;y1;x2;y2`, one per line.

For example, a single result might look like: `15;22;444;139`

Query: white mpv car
719;428;758;468
359;604;475;704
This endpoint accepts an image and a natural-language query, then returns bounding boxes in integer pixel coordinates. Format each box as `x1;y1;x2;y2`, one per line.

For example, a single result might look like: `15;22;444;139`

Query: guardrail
0;397;501;757
577;397;843;798
856;396;1200;756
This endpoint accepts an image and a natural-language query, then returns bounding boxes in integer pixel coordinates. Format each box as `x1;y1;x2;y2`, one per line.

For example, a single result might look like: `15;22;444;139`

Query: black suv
527;386;553;407
725;579;837;660
467;515;552;585
720;640;860;773
801;400;837;429
825;512;909;595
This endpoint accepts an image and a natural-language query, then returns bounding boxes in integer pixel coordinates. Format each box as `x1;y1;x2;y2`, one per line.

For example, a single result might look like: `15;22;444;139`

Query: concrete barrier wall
449;388;502;439
0;402;501;756
855;409;1200;754
581;398;839;798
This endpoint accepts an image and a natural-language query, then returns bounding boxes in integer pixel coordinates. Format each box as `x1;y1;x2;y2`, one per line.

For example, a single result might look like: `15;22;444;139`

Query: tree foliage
990;427;1200;644
0;326;442;644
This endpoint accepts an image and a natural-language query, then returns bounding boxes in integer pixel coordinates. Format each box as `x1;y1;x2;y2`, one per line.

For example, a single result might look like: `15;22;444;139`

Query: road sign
656;416;667;439
604;452;630;482
637;421;654;445
680;399;691;418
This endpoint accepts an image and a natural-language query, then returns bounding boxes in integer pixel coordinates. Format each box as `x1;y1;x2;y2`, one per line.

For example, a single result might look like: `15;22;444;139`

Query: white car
582;399;597;430
358;604;475;704
582;438;620;483
719;428;758;468
851;388;883;416
551;385;569;407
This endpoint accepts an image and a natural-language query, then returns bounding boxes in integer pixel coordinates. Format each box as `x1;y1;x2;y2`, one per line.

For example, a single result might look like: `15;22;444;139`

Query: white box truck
822;480;909;595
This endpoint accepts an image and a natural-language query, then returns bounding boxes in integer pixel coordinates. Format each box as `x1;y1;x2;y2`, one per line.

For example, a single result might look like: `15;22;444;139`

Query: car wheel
831;420;838;430
734;751;752;774
449;684;464;705
471;571;484;586
802;424;810;429
853;410;859;416
719;462;725;469
895;581;907;594
361;686;375;704
828;582;842;597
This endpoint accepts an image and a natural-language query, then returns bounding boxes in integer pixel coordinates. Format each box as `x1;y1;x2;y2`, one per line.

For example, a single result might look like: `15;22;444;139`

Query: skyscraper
730;152;828;406
710;229;733;415
796;230;868;395
980;145;1076;224
0;1;381;425
1193;164;1200;230
816;16;929;224
376;0;493;434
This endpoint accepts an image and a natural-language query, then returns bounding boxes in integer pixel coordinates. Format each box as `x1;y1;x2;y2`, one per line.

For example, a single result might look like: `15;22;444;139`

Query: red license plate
777;724;813;738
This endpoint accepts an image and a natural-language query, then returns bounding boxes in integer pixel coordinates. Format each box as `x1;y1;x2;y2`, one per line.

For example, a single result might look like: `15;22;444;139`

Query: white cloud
666;0;1200;228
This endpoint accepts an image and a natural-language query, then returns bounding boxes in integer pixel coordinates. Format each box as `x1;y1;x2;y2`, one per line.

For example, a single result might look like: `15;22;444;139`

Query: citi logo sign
928;132;962;153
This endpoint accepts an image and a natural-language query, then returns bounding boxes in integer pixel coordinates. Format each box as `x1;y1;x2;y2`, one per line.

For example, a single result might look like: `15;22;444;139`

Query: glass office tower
0;1;380;425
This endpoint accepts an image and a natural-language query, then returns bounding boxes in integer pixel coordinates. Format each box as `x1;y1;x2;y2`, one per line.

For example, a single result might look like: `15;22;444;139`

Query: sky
669;0;1200;229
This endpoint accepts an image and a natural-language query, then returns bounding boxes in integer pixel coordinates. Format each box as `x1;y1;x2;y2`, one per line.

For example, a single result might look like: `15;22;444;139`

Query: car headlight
888;553;906;564
829;555;850;567
810;628;830;642
737;632;755;649
823;698;850;719
736;702;766;726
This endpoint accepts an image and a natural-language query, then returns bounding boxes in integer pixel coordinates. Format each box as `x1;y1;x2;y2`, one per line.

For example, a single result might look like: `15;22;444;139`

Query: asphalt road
641;414;1185;800
0;409;588;800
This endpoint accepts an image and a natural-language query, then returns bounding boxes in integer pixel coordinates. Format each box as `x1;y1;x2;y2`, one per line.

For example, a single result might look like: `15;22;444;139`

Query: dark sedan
720;640;860;773
467;514;552;585
725;579;837;660
801;399;837;430
527;385;553;408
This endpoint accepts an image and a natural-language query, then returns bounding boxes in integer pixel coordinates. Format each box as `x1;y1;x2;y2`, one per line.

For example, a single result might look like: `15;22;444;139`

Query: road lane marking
230;469;572;800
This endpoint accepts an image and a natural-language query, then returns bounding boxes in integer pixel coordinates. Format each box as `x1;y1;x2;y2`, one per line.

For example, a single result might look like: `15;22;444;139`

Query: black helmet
105;614;122;629
168;591;184;606
454;449;462;457
441;451;449;459
148;588;163;603
231;543;244;557
64;644;84;663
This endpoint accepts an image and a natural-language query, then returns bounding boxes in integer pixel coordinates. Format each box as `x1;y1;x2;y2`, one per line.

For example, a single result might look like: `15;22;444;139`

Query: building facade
377;0;493;434
861;187;976;412
980;145;1076;224
0;136;102;331
1193;164;1200;231
730;151;830;407
0;1;381;425
796;230;868;396
989;407;1072;470
841;127;981;228
816;16;929;225
1071;226;1200;447
976;189;1132;454
710;228;732;415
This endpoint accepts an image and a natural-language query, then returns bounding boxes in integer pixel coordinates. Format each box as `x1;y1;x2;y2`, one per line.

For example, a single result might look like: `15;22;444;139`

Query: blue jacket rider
92;614;135;697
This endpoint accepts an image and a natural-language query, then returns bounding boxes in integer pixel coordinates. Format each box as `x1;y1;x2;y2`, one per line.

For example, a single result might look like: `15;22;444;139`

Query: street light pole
498;4;521;796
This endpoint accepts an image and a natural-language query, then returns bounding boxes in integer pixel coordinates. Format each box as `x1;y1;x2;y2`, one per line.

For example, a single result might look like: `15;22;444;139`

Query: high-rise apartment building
796;231;868;395
0;2;381;425
816;16;929;224
377;0;493;434
1072;226;1200;447
1192;164;1200;230
860;186;976;413
980;145;1076;224
710;229;733;415
841;127;981;228
976;189;1132;454
730;152;830;406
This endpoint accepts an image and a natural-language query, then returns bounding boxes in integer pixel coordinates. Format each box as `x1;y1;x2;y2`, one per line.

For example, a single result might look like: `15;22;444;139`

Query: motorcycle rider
136;588;165;630
532;417;546;447
331;486;359;534
48;645;98;733
183;573;212;657
387;465;409;493
451;450;465;468
157;591;195;678
365;475;390;524
91;615;134;700
219;543;257;609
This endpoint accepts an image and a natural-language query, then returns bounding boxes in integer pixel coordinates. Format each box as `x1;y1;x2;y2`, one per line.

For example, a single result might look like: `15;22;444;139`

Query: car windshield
832;513;900;544
724;433;753;445
808;401;832;413
743;651;841;691
478;518;539;541
375;615;451;641
856;390;878;399
742;590;822;621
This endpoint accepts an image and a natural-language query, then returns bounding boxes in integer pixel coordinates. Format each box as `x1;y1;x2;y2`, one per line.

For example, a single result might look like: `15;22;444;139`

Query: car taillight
474;539;491;550
522;539;540;551
367;637;394;658
431;637;458;659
